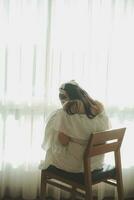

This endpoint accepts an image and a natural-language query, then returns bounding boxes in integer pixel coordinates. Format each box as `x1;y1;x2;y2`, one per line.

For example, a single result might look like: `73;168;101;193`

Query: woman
39;81;110;172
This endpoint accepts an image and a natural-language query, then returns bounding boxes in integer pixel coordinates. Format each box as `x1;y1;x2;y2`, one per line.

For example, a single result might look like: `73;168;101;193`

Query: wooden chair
40;127;126;200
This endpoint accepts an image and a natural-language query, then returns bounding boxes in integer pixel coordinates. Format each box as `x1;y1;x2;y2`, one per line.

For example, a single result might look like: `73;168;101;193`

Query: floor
48;197;134;200
2;197;134;200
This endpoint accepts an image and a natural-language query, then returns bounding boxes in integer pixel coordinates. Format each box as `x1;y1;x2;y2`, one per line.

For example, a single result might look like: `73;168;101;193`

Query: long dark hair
60;83;104;118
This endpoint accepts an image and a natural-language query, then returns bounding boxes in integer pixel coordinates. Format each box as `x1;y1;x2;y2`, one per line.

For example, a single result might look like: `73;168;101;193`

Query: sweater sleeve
41;110;58;150
54;109;72;137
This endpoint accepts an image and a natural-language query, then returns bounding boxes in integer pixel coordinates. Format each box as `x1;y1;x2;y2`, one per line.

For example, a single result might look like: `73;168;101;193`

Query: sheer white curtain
0;0;134;199
0;0;50;199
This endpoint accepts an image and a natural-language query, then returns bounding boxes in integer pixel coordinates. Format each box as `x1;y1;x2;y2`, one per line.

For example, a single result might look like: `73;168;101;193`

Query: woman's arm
58;132;71;145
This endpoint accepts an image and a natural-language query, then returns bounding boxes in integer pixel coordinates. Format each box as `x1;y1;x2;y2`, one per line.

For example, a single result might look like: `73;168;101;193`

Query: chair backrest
84;128;125;158
83;128;126;177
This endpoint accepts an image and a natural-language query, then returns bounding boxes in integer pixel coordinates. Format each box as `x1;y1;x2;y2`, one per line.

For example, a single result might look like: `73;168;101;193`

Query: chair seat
45;165;116;185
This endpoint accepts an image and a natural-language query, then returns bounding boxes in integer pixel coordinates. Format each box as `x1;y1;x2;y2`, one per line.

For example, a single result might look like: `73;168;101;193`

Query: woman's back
52;109;110;172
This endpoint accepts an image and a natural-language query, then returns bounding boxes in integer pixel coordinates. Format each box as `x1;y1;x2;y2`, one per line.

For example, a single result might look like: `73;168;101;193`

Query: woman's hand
58;132;71;145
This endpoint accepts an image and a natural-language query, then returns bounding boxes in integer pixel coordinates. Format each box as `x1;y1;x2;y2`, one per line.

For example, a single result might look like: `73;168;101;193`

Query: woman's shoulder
54;108;86;124
50;108;69;123
46;108;62;123
97;107;109;117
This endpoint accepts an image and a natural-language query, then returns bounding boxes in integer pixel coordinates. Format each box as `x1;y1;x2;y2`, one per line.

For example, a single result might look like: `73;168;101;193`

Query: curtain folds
0;0;134;199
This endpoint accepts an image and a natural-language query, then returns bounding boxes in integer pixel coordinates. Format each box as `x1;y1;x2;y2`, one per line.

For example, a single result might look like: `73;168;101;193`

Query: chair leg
116;168;124;199
40;171;47;200
115;150;124;200
85;186;93;200
85;192;93;200
117;179;124;200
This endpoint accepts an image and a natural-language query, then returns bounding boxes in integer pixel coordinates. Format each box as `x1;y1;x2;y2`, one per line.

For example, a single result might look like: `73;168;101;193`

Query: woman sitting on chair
39;80;110;173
